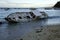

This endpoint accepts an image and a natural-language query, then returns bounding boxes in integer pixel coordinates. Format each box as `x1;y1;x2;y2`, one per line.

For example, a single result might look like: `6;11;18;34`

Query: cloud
0;0;59;3
0;0;60;7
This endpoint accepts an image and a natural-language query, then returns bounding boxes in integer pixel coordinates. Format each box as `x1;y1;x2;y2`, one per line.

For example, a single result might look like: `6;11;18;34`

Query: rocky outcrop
54;1;60;8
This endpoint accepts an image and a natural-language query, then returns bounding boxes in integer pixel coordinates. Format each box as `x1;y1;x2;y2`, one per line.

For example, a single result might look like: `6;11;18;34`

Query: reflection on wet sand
0;17;60;40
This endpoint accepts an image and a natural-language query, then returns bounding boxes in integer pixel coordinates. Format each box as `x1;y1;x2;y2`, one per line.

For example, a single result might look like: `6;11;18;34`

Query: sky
0;0;60;8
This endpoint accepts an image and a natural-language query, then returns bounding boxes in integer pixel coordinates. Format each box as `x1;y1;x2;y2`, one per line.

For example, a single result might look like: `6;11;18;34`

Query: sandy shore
17;25;60;40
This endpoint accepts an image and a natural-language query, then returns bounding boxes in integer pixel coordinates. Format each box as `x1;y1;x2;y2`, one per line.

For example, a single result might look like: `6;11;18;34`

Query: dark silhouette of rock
54;1;60;8
30;8;36;10
0;22;2;24
20;39;23;40
4;8;10;11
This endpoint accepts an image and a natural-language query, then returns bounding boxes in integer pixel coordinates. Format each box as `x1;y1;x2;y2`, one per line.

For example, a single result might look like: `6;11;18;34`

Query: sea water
0;8;60;40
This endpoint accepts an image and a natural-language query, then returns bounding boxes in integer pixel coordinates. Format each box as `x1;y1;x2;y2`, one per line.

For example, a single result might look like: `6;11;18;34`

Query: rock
20;39;23;40
54;1;60;8
0;22;2;24
36;28;43;33
4;8;10;11
30;8;36;10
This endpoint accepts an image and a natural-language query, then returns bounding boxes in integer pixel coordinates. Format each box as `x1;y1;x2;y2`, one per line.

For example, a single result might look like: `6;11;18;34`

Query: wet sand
19;25;60;40
0;18;60;40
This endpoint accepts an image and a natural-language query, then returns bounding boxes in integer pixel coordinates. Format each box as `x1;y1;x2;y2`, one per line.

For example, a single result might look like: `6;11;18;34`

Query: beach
0;17;60;40
20;25;60;40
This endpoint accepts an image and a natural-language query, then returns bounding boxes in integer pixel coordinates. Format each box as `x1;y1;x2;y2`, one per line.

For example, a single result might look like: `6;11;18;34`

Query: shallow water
0;8;60;40
0;18;60;40
0;8;60;18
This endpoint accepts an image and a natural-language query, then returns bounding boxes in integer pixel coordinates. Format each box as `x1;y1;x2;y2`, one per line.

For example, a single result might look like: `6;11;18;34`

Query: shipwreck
5;10;48;23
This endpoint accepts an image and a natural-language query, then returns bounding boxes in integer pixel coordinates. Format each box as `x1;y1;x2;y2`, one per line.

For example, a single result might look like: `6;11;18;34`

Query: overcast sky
0;0;60;8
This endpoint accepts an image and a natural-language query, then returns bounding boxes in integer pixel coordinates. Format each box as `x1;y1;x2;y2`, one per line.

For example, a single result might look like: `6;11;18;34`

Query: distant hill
54;1;60;8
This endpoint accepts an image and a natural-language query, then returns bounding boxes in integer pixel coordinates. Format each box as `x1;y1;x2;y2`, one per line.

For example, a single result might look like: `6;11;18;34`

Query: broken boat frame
5;10;48;23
